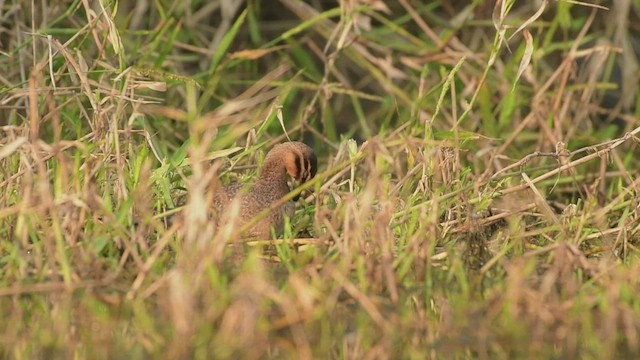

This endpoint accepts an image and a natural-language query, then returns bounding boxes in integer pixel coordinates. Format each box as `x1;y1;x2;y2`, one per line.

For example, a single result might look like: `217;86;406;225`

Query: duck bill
291;178;310;201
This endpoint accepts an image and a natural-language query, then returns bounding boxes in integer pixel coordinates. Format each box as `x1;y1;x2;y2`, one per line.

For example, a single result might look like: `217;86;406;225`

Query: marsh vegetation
1;0;640;358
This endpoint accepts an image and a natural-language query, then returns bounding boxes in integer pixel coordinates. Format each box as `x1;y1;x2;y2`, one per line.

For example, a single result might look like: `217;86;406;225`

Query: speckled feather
213;141;317;239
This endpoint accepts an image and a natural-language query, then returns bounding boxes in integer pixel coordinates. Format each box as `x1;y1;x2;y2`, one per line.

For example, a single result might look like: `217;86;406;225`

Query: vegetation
1;0;639;358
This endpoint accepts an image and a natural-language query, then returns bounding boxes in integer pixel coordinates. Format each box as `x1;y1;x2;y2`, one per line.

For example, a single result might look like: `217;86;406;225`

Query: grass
1;0;640;358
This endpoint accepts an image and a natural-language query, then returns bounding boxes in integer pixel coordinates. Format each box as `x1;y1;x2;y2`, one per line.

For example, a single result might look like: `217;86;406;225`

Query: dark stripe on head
298;149;307;180
292;147;302;201
309;152;317;179
299;151;317;182
292;151;302;180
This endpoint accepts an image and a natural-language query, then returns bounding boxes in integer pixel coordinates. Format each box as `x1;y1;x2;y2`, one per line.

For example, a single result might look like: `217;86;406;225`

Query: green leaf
208;9;248;74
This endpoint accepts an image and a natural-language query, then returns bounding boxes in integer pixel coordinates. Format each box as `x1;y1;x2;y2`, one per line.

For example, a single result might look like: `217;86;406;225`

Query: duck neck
256;157;290;190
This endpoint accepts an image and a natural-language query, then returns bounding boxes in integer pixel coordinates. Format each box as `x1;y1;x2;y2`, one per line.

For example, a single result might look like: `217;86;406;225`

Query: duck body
213;141;317;239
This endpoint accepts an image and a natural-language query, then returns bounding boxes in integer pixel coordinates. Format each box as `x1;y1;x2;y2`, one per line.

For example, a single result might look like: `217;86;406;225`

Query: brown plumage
213;141;317;239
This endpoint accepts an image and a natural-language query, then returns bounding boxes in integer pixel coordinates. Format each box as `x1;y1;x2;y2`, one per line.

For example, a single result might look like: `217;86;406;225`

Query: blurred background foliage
3;0;637;153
